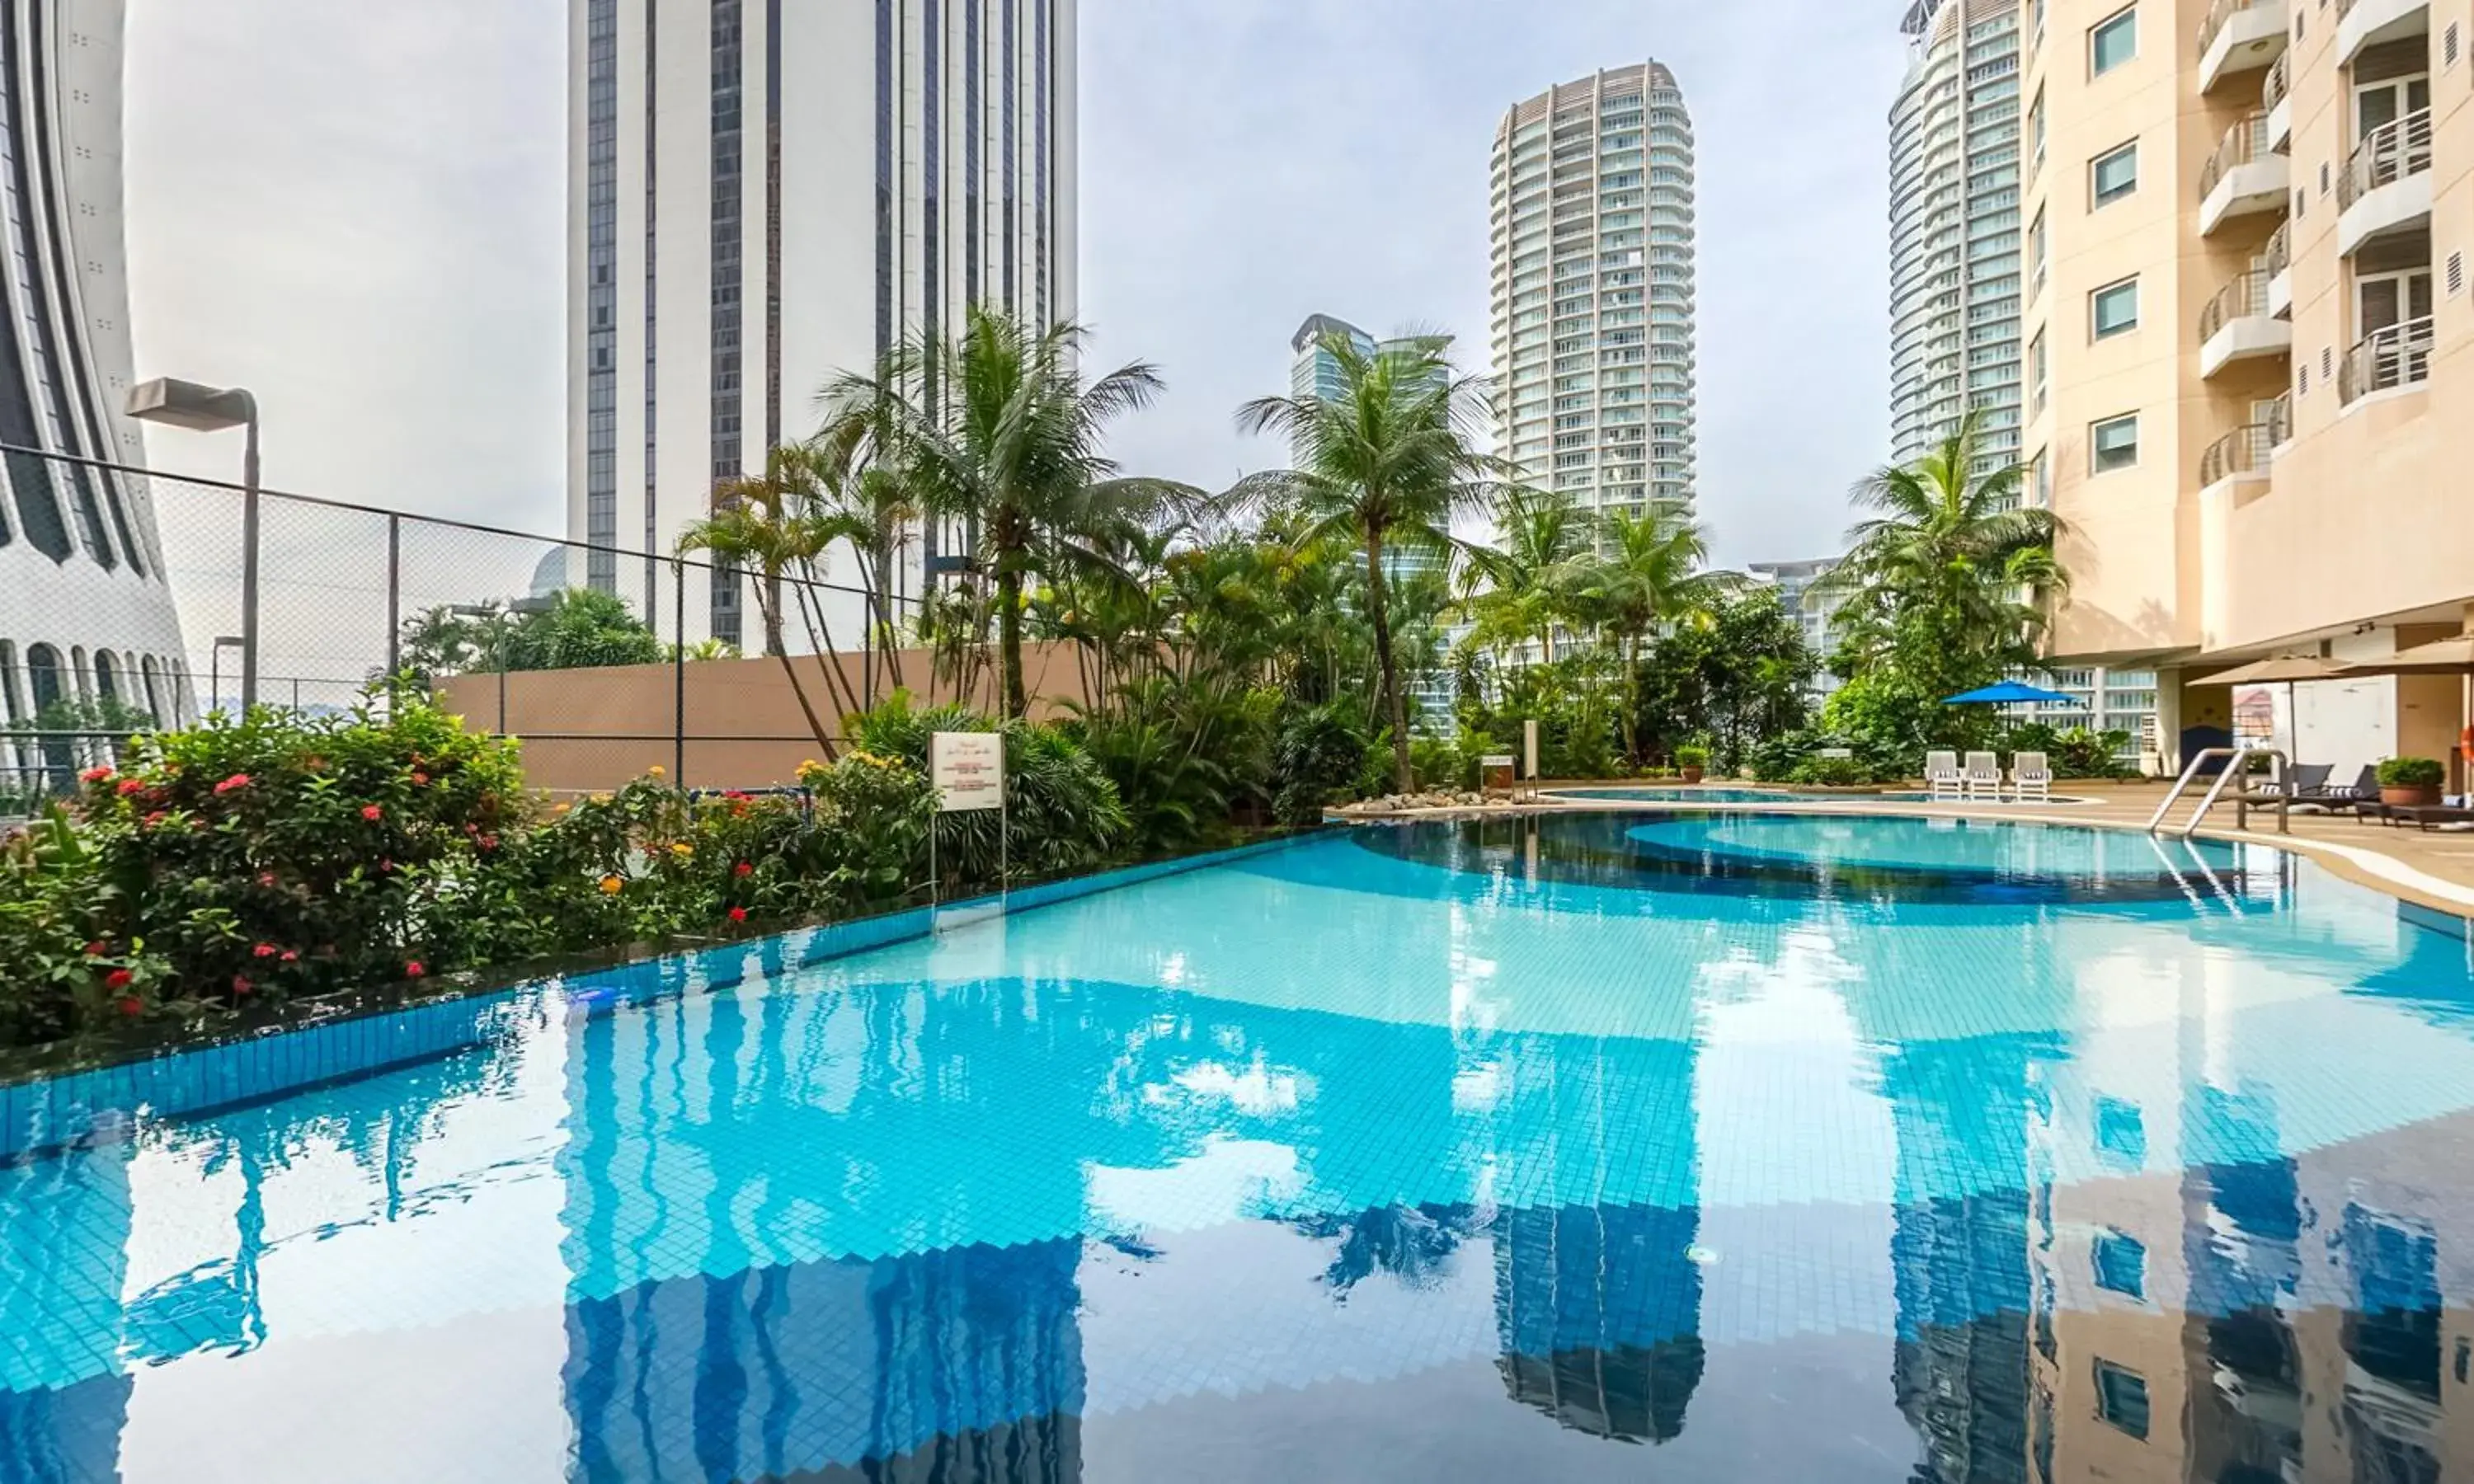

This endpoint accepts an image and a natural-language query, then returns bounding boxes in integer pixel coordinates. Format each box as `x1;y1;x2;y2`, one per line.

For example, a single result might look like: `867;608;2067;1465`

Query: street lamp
207;636;244;718
127;378;261;708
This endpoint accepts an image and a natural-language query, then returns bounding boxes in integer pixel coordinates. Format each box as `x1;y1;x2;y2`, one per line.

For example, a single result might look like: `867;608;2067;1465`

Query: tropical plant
825;308;1190;720
1825;409;2065;711
677;442;850;758
2378;756;2446;787
1456;486;1591;664
1632;587;1819;771
1235;331;1499;791
842;690;1130;882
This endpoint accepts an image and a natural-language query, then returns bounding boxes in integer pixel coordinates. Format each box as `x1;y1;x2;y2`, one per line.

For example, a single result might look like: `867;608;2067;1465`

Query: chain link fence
0;446;924;812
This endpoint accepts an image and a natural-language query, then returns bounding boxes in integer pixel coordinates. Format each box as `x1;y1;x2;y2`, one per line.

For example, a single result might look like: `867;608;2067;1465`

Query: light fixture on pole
127;378;261;708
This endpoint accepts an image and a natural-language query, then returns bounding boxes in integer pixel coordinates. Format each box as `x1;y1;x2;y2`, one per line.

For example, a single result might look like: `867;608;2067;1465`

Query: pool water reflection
3;814;2474;1482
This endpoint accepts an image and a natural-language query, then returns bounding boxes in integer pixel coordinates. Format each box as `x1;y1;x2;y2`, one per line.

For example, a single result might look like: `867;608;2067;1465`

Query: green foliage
843;690;1130;881
2379;756;2446;787
1631;589;1819;771
395;588;663;688
2000;722;2137;779
1272;702;1377;824
1674;743;1710;770
1788;754;1873;787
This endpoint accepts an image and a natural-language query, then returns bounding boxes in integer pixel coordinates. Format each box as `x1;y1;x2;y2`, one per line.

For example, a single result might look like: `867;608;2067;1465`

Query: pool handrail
2150;746;2288;838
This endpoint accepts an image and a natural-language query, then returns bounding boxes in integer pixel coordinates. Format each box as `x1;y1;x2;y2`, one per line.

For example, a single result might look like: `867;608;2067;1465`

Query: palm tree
822;307;1186;719
1829;409;2066;688
1235;332;1498;791
813;388;924;702
1574;508;1730;762
675;443;849;759
1457;486;1590;664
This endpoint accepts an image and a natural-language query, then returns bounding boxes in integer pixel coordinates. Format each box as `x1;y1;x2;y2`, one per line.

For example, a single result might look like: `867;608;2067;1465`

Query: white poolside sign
931;731;1004;812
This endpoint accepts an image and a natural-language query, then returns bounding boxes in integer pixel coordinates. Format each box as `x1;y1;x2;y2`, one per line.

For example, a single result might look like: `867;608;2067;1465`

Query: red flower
404;960;426;979
115;778;144;797
280;949;299;964
103;968;134;990
231;975;253;996
379;858;396;874
214;773;252;795
477;834;499;852
360;804;383;822
115;996;143;1018
79;765;114;785
252;943;278;959
141;810;167;829
83;941;107;957
412;772;429;786
727;907;748;923
733;861;754;879
256;871;278;888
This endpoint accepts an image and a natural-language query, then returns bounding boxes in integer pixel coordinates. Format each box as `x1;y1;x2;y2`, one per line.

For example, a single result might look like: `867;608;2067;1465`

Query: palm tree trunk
1364;525;1413;792
762;603;840;762
998;559;1028;719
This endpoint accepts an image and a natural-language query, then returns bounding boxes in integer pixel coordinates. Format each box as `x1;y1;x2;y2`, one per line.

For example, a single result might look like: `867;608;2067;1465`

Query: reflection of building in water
1882;1035;2055;1484
0;1144;134;1481
563;1241;1086;1482
1485;1026;1705;1443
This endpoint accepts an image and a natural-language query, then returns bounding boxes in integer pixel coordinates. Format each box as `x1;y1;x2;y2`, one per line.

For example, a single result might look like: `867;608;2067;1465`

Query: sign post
930;730;1008;902
1522;719;1540;801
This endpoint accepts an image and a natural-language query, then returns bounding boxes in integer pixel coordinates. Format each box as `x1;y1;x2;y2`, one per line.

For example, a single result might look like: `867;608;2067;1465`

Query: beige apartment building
2025;0;2474;776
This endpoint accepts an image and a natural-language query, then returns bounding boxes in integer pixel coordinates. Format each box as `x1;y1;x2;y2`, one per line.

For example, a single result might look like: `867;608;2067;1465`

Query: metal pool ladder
2147;746;2289;838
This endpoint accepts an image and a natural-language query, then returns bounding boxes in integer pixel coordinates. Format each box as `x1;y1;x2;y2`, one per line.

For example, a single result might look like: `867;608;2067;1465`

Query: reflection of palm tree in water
1291;1202;1484;1297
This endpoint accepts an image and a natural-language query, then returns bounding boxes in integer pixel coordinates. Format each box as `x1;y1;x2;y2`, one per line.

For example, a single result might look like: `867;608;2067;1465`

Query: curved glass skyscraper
1490;63;1697;522
1887;0;2024;473
0;0;187;754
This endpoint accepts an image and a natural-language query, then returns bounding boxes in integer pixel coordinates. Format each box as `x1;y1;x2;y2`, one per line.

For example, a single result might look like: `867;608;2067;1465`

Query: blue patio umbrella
1940;680;2084;707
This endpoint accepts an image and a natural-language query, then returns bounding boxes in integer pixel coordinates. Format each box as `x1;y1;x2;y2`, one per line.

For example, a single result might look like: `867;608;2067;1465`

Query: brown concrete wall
436;641;1098;795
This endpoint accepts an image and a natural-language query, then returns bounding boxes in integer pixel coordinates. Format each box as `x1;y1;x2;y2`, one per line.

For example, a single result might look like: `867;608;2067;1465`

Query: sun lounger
1925;751;1962;801
1961;751;2001;801
2010;751;2052;803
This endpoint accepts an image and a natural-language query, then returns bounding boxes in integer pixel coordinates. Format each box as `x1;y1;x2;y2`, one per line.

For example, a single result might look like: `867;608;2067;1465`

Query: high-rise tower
1489;63;1698;524
0;0;189;768
567;0;1078;646
1888;0;2026;473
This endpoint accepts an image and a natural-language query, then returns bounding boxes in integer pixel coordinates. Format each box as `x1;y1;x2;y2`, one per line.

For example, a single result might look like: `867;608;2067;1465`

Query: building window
2092;1231;2147;1299
2030;331;2048;412
2029;209;2048;294
2094;1361;2151;1439
2091;5;2138;75
2027;88;2046;175
2091;416;2140;473
2091;277;2139;338
2091;141;2138;206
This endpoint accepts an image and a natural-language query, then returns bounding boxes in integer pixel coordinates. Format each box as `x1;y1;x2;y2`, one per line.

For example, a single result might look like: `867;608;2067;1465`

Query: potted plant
1676;743;1710;786
2378;756;2447;807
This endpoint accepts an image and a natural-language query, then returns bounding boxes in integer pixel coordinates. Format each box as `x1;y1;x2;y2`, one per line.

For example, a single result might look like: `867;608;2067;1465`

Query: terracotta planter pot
2382;783;2443;807
1680;767;1705;785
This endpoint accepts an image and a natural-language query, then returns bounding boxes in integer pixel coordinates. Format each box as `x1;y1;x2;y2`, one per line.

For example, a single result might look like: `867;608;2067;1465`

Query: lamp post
126;379;261;708
207;635;244;718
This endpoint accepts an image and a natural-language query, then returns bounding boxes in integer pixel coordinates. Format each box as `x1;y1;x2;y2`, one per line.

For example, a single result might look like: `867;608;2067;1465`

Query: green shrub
1789;754;1873;787
1272;703;1374;823
2378;756;2446;787
1409;732;1473;792
1674;743;1710;769
844;690;1128;883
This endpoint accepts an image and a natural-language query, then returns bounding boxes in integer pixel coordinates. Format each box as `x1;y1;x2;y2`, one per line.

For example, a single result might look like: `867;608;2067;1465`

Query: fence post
673;557;688;788
384;513;401;707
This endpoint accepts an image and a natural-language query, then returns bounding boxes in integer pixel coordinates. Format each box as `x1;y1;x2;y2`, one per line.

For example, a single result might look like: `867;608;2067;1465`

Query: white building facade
1887;0;2025;472
1489;63;1698;524
567;0;1078;648
0;0;187;782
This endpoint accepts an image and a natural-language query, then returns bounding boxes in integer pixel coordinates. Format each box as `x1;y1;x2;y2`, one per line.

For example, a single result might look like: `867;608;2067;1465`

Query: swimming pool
3;812;2472;1481
1550;784;2084;805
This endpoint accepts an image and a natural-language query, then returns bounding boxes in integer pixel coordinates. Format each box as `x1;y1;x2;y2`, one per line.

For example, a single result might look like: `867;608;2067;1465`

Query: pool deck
1362;781;2474;919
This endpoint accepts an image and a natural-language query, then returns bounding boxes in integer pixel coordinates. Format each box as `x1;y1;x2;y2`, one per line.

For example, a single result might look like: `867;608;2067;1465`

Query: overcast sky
125;0;1904;574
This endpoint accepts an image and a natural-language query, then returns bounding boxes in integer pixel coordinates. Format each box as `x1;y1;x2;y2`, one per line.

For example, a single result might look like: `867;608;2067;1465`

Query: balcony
2199;0;2288;91
2198;422;2275;487
2266;389;2293;447
2199;115;2288;236
2199;270;2293;376
2336;0;2429;67
2339;313;2434;402
2338;108;2434;255
2264;221;2293;317
2264;51;2293;148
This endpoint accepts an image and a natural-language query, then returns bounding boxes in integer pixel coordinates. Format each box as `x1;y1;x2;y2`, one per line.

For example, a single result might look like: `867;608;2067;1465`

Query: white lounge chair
1962;751;2002;801
2010;751;2052;803
1925;750;1962;801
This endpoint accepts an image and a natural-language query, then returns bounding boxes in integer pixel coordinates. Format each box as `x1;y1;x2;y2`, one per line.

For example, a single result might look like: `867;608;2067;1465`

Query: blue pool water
1552;785;2043;805
5;813;2474;1481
